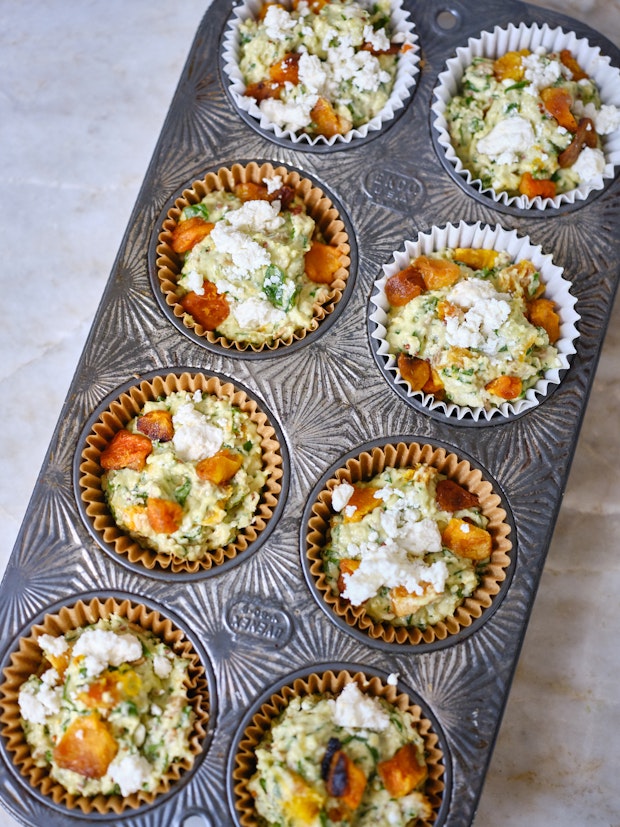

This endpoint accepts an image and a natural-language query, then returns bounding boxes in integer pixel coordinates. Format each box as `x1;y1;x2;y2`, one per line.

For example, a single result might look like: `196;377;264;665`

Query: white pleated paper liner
221;0;420;148
431;22;620;210
369;221;580;423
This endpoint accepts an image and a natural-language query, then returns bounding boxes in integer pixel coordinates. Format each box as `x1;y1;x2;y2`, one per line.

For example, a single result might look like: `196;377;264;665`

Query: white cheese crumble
18;679;62;724
108;754;153;797
184;269;205;295
522;52;562;94
445;278;511;355
330;682;390;731
260;93;319;131
263;174;283;194
225;199;284;234
387;672;399;686
172;402;224;462
573;100;620;135
571;146;606;183
331;481;354;512
153;654;173;679
71;629;143;678
233;296;287;328
363;24;391;52
263;4;297;41
37;633;68;657
476;116;536;164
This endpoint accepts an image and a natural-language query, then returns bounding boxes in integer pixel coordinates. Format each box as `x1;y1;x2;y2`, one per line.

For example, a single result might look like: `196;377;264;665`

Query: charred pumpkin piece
527;297;560;343
180;281;230;330
233;181;271;202
558;117;598;168
343;485;382;523
325;749;367;810
244;79;283;101
53;714;118;779
493;49;530;81
195;448;243;485
390;584;437;616
46;649;70;680
100;429;152;472
435;478;479;512
337;558;361;593
540;86;578;132
310;97;343;138
384;265;426;306
485;375;523;400
518;172;557;200
269;52;300;84
305;240;341;283
442;517;492;560
414;255;461;290
147;497;183;534
171;216;215;254
397;353;431;391
422;366;445;399
452;248;499;270
136;409;174;442
378;743;427;797
560;49;588;81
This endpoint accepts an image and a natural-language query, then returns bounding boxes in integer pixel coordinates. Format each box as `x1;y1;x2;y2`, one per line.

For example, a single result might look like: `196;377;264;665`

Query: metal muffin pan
1;0;619;825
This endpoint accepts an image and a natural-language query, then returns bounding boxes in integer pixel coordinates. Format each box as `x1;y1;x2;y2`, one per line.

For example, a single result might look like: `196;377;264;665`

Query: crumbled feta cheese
225;199;284;234
150;704;163;716
476;116;536;164
445;278;511;354
172;402;224;462
263;174;283;194
344;504;357;518
387;672;399;686
330;682;390;731
573;101;620;135
331;481;354;512
72;629;143;678
37;633;68;657
41;667;60;686
192;390;202;403
184;269;205;295
259;93;318;131
263;5;297;41
18;679;62;724
233;296;287;328
522;52;562;93
153;654;172;679
571;146;606;183
298;51;327;95
363;24;391;52
108;754;153;797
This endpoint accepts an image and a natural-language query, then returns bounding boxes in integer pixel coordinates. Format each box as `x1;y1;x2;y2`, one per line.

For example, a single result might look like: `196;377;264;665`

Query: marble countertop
1;1;619;825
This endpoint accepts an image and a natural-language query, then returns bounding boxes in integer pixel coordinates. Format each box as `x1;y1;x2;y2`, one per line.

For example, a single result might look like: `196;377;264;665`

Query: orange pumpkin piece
136;409;174;442
397;353;431;391
337;558;360;593
46;650;70;680
378;743;427;797
293;0;328;11
325;749;367;810
343;485;382;523
422;366;445;399
390;584;437;616
244;79;283;101
147;497;183;534
485;375;523;400
171;216;215;254
180;281;230;330
414;255;461;290
100;429;152;472
493;49;530;81
527;297;560;343
305;240;341;284
310;97;343;138
435;478;479;512
53;714;118;779
233;182;270;202
540;86;578;131
384;265;426;306
560;49;588;81
452;248;499;270
518;172;557;200
283;773;325;822
442;517;492;561
257;1;285;20
79;668;142;711
269;52;300;84
196;448;243;485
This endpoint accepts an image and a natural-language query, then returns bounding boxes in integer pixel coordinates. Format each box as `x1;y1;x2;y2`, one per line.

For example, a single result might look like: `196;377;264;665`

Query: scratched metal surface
1;0;619;825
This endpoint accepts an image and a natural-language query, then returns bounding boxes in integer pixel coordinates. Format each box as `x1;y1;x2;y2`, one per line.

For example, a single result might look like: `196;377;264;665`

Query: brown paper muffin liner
306;442;512;646
232;669;445;826
154;161;351;352
78;371;283;574
0;596;210;815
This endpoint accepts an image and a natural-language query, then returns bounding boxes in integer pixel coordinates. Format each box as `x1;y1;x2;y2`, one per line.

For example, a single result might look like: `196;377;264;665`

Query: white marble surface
1;1;619;826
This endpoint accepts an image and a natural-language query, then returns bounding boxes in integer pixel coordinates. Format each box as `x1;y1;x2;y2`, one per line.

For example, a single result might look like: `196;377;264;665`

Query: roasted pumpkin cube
560;49;588;81
233;182;271;202
196;448;243;485
100;429;152;472
540;86;578;132
442;517;492;560
171;216;214;254
310;97;343;138
136;409;174;442
485;375;523;400
378;743;427;797
305;240;341;283
452;248;499;270
283;773;325;822
519;172;557;200
180;281;230;330
244;79;282;101
493;49;530;81
53;714;118;779
269;52;300;84
435;478;479;512
147;497;183;534
325;749;367;810
422;366;445;399
414;255;461;290
384;265;426;306
527;297;560;343
343;485;382;522
46;649;70;680
390;584;437;616
79;668;142;711
397;353;431;391
337;558;360;593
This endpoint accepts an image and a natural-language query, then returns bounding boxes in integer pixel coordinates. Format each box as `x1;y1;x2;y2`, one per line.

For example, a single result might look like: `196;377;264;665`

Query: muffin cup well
0;596;210;815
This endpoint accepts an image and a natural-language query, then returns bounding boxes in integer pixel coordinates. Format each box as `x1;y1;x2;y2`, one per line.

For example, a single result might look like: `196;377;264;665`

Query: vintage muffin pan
1;1;619;825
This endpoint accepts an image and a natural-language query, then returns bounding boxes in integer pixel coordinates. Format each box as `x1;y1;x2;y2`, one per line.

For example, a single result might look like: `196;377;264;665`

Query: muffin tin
1;1;619;825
